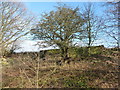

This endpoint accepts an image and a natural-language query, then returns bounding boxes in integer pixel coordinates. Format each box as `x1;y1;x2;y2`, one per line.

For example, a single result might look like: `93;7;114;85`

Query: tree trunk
88;46;91;56
64;47;68;59
61;47;68;61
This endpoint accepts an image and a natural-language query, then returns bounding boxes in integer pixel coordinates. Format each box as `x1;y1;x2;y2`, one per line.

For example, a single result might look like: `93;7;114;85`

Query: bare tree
0;1;34;57
81;3;104;55
31;4;86;60
103;2;120;48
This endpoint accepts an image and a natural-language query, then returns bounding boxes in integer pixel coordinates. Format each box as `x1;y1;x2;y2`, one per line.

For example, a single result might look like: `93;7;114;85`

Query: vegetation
0;2;34;57
81;3;104;56
103;2;119;49
1;46;119;88
31;4;86;60
0;1;119;89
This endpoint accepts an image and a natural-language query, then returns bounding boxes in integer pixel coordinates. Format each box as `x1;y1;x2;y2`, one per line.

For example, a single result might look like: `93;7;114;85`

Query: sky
20;2;117;48
24;2;105;16
14;40;59;53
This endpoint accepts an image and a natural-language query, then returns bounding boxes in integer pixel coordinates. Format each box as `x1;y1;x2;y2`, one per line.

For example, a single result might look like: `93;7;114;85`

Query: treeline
0;1;119;59
31;3;119;60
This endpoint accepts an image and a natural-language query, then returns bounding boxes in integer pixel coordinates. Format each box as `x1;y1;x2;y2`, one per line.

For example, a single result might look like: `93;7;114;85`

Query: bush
47;49;60;55
90;47;102;55
2;49;12;57
63;76;88;88
68;47;78;58
69;46;105;58
69;47;88;58
78;47;89;57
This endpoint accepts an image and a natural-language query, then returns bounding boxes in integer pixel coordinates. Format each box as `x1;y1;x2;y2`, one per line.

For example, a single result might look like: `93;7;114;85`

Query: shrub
63;76;88;88
2;49;12;57
73;47;89;57
69;46;105;58
90;47;102;55
47;49;60;55
68;47;78;58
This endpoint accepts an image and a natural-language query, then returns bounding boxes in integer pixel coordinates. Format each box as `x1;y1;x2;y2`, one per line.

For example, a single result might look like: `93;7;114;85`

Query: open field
1;47;119;88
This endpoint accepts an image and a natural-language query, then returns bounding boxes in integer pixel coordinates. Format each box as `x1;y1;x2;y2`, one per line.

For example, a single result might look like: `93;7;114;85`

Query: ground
1;48;119;88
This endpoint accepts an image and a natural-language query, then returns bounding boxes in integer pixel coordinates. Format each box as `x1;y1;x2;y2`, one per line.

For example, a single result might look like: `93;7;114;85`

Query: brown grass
1;50;119;88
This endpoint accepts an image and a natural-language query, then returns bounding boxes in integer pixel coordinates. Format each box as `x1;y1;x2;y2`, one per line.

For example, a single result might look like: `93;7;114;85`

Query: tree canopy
0;2;34;56
31;5;86;59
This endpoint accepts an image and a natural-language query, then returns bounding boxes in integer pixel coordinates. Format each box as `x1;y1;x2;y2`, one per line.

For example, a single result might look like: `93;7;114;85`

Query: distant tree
103;2;120;48
81;3;104;55
31;4;86;60
0;2;34;57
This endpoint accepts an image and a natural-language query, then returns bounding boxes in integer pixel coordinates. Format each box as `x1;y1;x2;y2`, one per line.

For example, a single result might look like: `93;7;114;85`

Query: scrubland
1;46;119;88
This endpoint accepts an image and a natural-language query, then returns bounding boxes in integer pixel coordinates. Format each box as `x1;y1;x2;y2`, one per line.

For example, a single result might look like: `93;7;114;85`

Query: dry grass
1;50;119;88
